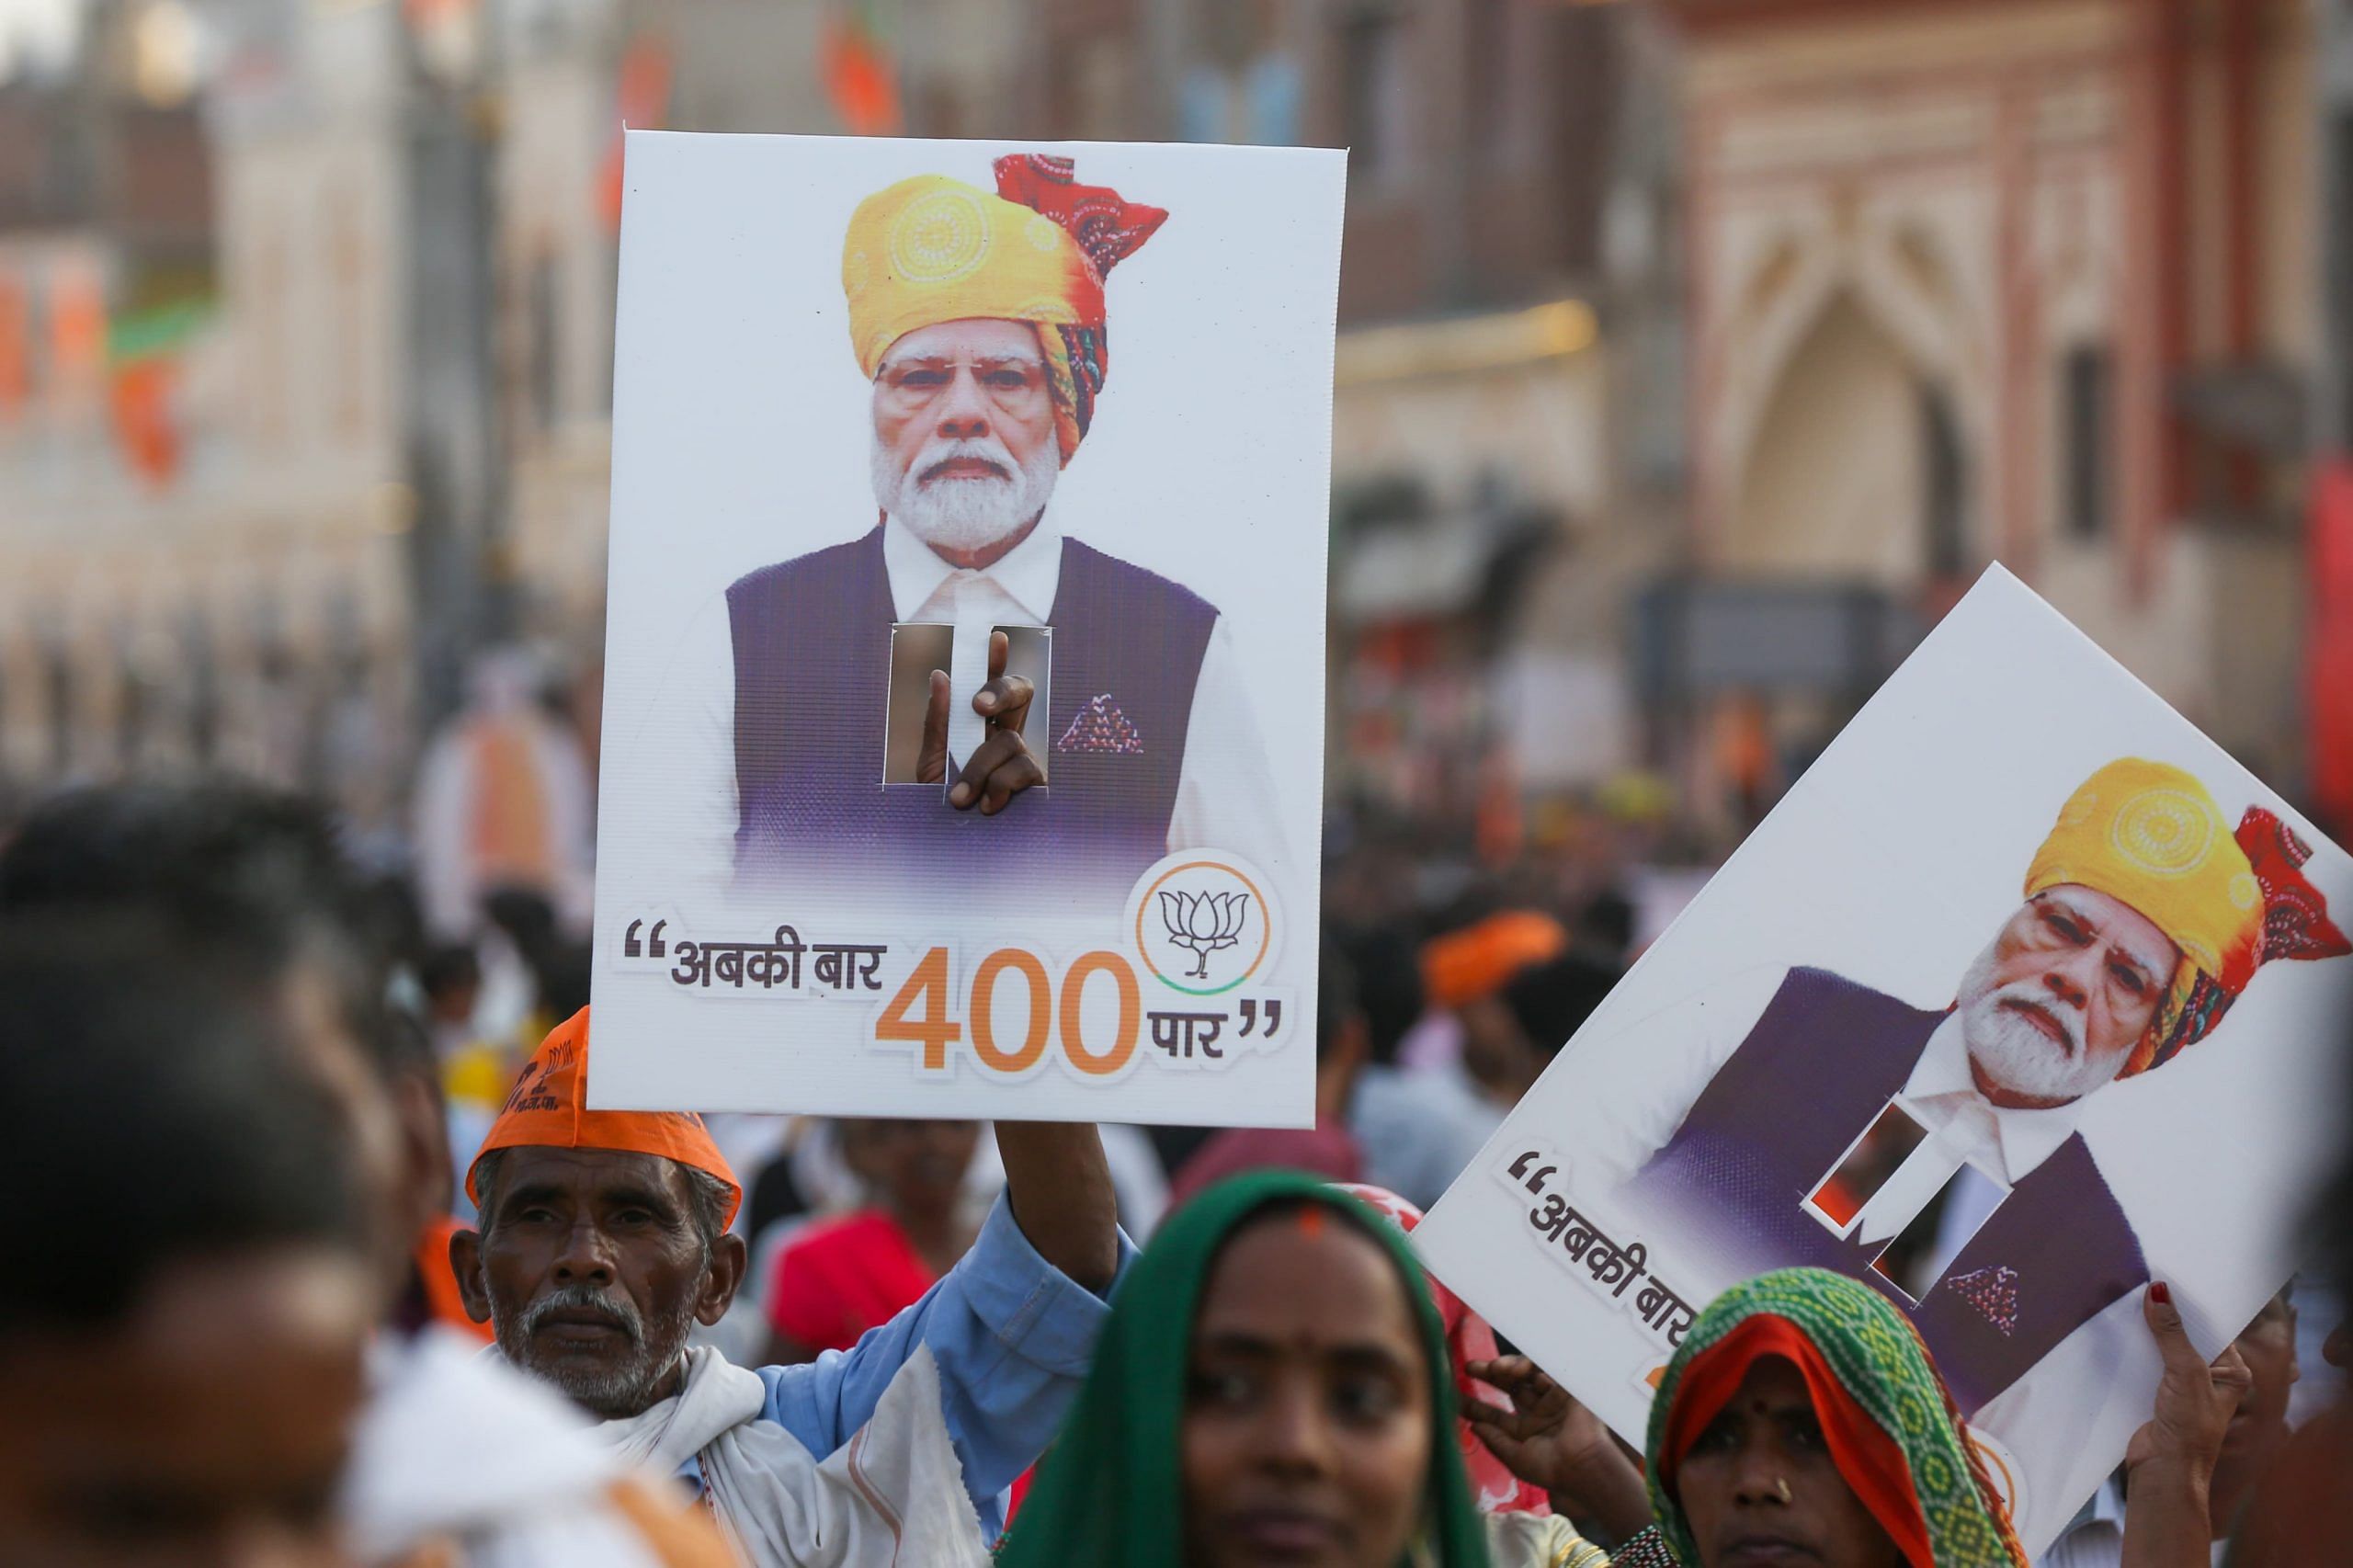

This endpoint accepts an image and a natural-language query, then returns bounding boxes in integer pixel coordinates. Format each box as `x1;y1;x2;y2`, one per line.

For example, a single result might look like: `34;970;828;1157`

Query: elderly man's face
453;1148;744;1419
870;317;1060;556
1957;884;2179;1108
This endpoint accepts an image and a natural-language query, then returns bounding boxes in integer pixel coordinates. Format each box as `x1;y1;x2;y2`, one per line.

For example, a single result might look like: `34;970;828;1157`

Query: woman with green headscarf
995;1169;1608;1568
1624;1267;2241;1568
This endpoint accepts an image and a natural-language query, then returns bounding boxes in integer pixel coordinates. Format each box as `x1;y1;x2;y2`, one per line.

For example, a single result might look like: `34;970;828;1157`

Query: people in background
2207;1016;2353;1568
762;1119;984;1364
1167;943;1367;1210
1347;924;1512;1210
1410;908;1568;1086
2039;1285;2301;1566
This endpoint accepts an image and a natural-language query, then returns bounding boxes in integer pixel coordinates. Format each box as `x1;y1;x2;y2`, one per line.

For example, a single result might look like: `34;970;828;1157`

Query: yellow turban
841;154;1166;463
2024;757;2264;1074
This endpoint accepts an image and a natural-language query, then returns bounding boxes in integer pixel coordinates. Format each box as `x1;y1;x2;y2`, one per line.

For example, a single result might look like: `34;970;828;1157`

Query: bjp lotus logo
1160;888;1250;979
1128;855;1274;995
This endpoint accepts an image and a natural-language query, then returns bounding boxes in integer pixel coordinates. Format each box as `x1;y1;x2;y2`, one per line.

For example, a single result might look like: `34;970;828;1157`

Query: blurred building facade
1645;0;2318;828
1031;0;1638;834
0;0;455;834
0;0;2331;856
506;0;1643;845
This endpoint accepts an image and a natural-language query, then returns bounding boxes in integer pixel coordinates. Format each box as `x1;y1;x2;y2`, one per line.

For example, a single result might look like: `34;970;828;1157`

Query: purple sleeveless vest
726;527;1216;905
1623;967;2147;1415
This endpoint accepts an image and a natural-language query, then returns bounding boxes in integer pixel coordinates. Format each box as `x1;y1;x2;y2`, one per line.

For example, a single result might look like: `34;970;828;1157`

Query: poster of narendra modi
1411;567;2353;1555
586;133;1343;1127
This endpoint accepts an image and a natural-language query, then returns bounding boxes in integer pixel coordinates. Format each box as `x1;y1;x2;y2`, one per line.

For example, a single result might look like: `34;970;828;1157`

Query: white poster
1412;567;2353;1553
588;132;1342;1124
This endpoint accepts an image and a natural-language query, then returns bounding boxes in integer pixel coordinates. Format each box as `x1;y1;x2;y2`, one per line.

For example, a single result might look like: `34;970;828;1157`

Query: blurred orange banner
599;36;674;233
823;11;902;137
109;358;179;488
51;268;105;385
0;276;25;416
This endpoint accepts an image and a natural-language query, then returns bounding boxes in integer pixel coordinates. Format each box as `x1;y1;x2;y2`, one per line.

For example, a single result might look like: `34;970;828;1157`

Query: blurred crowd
1;774;2347;1568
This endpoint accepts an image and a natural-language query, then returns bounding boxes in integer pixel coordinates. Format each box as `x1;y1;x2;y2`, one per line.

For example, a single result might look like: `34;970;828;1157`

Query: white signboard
1413;567;2353;1554
588;133;1342;1124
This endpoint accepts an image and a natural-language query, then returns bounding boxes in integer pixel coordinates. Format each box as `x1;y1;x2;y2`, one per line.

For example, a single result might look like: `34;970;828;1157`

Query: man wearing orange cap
1418;908;1574;1106
452;1007;1128;1564
1561;759;2347;1416
670;153;1283;906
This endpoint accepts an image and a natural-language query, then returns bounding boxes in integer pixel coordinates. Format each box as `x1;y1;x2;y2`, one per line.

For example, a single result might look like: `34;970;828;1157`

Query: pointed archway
1729;289;1968;585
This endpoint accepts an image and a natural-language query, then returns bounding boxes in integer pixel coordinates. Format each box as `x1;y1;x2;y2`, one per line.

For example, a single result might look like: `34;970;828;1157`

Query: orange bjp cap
465;1007;742;1228
1418;910;1570;1012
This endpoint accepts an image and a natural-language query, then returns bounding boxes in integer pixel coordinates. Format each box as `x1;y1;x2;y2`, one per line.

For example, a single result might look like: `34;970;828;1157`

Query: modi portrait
663;153;1285;910
1594;757;2349;1416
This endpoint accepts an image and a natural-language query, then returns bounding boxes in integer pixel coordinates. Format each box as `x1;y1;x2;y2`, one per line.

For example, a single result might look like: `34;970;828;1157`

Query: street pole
398;11;506;730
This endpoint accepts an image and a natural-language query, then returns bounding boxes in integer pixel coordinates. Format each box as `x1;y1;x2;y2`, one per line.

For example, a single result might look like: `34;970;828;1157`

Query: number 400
874;947;1142;1077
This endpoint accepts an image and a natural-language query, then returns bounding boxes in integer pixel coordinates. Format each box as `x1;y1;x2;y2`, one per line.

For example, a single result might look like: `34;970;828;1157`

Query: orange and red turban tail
842;154;1166;463
466;1007;742;1228
2152;805;2352;1070
995;155;1166;460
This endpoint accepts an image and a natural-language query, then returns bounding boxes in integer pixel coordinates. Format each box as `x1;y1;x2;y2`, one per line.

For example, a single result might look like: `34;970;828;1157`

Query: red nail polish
2152;1281;2171;1305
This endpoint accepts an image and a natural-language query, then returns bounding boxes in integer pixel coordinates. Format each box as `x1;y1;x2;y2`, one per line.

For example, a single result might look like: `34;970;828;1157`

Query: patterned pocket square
1057;694;1144;755
1945;1265;2020;1337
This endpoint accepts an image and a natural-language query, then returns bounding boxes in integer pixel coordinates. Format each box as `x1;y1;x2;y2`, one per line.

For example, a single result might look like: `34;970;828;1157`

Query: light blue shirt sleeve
748;1193;1135;1539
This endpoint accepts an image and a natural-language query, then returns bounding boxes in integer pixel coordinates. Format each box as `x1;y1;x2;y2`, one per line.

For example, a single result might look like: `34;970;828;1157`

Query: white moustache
911;437;1017;487
1984;982;2086;1056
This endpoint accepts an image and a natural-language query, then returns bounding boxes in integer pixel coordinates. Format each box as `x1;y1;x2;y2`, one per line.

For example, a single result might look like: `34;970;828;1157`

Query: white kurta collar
881;511;1064;624
1900;1012;2084;1183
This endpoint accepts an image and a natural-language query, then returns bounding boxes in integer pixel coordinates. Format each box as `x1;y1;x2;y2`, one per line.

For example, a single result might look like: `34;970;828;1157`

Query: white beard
871;431;1060;555
1954;942;2128;1105
500;1280;700;1421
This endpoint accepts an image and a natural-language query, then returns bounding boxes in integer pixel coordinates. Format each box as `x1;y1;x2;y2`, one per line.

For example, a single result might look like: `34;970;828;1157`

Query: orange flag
109;358;180;488
0;277;26;417
823;11;902;136
599;37;673;233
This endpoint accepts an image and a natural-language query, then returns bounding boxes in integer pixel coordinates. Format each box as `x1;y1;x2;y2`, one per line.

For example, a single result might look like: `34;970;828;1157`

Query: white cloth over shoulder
345;1327;657;1568
597;1344;990;1568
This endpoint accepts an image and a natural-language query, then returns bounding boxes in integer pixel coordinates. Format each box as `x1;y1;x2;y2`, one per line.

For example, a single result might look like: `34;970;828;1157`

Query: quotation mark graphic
1236;998;1283;1039
1507;1148;1557;1195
